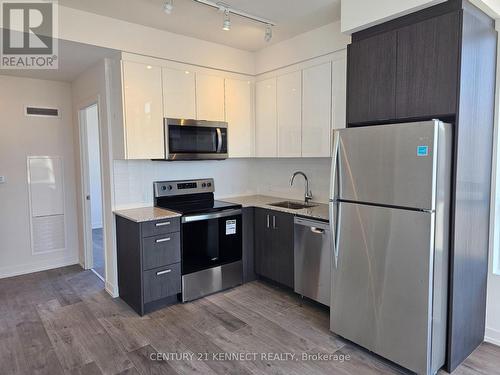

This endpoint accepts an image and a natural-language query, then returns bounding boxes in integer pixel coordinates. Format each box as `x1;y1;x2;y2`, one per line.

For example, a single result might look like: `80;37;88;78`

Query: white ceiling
0;39;117;82
58;0;341;51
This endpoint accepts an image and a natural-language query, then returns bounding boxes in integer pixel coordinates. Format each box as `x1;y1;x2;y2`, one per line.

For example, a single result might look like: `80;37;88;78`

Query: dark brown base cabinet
116;216;181;316
346;1;497;372
254;208;294;289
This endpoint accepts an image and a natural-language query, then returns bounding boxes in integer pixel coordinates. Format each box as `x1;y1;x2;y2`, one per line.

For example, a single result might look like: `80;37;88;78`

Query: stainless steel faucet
290;171;313;203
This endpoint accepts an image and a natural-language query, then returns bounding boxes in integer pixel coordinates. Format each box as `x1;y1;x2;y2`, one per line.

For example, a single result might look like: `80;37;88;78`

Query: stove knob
161;186;167;191
168;185;173;190
202;183;207;188
207;182;212;187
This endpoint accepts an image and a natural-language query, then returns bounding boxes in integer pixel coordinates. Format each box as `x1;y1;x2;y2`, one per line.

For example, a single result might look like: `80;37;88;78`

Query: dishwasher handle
294;217;330;231
310;227;325;234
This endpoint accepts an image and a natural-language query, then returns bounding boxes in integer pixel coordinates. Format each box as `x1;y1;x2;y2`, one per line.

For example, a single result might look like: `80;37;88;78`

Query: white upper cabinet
255;78;277;157
162;67;196;119
122;61;164;159
196;73;225;121
277;71;302;157
302;62;332;157
332;53;347;132
225;78;255;158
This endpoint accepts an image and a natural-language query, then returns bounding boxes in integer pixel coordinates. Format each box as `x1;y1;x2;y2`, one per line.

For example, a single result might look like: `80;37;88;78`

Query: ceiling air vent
25;106;60;118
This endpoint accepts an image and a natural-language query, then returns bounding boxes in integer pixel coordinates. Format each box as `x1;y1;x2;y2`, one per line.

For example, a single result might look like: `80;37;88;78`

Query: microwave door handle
216;128;223;153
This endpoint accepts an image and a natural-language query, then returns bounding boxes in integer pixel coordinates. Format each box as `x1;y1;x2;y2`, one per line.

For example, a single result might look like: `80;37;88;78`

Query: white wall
57;6;254;75
341;0;445;34
113;158;331;209
0;75;79;278
255;21;350;74
86;105;103;229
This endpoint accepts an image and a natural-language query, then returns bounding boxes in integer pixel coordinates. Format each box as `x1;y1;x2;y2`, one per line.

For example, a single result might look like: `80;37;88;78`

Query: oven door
165;119;228;160
181;209;242;275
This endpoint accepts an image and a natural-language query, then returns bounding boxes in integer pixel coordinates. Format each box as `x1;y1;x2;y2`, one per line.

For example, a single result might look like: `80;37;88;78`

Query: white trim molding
0;256;79;279
105;280;119;298
485;328;500;347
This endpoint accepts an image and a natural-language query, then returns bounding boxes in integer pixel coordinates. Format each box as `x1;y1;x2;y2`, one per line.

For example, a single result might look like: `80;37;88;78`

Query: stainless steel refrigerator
329;120;451;375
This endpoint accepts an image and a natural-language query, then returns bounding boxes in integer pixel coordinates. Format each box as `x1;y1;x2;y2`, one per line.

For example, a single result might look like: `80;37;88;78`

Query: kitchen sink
269;201;317;210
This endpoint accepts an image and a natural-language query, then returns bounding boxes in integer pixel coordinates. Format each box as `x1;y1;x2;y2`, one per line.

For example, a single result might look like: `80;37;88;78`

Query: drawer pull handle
155;221;171;227
156;269;171;276
155;237;171;243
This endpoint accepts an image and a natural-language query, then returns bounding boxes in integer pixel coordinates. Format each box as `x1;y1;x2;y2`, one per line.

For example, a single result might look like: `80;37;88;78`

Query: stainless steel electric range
153;178;242;302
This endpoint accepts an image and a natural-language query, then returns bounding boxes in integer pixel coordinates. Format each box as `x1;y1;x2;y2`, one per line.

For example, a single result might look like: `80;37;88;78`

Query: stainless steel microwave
164;118;228;160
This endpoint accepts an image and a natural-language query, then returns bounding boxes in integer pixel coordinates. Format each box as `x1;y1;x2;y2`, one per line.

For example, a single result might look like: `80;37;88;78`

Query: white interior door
78;103;105;280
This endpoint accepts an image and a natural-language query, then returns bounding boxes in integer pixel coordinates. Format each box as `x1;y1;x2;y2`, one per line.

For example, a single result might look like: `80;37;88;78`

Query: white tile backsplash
113;158;331;209
251;158;331;203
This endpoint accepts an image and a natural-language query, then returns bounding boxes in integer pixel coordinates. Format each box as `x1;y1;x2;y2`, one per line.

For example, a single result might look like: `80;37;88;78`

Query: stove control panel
154;178;214;197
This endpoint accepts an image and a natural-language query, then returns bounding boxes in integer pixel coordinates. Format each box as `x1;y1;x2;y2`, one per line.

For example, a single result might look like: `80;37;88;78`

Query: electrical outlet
0;176;6;184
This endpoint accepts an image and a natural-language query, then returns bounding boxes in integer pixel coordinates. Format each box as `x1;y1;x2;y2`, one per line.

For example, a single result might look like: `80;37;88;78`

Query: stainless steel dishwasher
294;217;331;306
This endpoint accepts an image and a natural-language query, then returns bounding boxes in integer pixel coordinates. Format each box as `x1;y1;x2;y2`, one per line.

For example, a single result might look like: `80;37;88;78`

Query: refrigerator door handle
330;200;341;268
334;202;341;268
330;130;340;200
330;129;341;268
329;201;336;266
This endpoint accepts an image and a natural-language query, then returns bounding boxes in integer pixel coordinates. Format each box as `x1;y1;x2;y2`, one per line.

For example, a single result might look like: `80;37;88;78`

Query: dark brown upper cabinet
347;2;465;126
396;11;461;119
347;31;397;124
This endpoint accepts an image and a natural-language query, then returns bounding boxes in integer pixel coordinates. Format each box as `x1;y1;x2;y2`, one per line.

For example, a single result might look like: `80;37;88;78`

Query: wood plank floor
0;265;498;375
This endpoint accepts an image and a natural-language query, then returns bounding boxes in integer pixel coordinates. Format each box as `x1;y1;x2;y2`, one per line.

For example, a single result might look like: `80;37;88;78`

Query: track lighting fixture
163;0;174;15
264;24;272;42
191;0;276;37
222;9;231;31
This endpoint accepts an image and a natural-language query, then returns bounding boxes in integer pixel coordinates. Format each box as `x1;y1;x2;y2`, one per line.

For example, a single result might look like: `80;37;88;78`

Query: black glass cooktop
155;193;240;215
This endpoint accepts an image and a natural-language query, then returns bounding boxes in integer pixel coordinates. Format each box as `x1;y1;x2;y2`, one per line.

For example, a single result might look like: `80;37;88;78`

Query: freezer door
330;202;435;375
336;121;444;210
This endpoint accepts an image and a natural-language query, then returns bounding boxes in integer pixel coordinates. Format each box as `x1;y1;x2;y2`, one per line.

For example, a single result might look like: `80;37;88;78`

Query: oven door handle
182;209;241;223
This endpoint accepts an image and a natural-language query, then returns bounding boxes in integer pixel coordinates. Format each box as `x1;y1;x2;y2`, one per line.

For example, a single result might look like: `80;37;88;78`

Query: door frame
77;96;106;279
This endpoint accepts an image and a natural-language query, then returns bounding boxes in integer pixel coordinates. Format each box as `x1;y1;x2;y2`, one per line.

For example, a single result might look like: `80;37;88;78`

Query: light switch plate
0;176;6;184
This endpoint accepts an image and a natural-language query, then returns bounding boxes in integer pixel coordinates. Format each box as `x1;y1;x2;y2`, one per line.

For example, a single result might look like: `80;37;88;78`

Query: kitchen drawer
142;232;181;271
141;217;180;238
143;263;181;303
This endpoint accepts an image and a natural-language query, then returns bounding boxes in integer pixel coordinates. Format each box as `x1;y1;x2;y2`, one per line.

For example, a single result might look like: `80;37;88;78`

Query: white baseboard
105;280;119;298
0;256;80;279
485;327;500;347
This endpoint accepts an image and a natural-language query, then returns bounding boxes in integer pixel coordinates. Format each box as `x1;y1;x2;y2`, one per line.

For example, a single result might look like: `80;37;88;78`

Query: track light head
222;9;231;31
163;0;174;14
265;24;272;42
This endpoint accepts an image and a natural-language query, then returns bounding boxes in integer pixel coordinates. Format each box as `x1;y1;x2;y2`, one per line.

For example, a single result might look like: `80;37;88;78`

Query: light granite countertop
114;206;181;223
220;195;329;222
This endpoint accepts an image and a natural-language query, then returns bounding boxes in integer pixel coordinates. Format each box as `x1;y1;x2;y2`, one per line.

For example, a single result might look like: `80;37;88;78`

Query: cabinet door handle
155;221;170;227
155;237;171;243
156;269;171;276
266;214;270;228
272;216;276;229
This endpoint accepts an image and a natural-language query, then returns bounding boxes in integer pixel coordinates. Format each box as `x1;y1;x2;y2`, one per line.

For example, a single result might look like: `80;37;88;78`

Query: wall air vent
25;106;60;118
